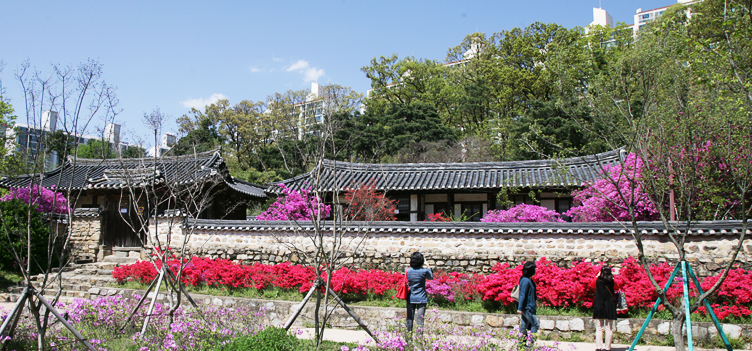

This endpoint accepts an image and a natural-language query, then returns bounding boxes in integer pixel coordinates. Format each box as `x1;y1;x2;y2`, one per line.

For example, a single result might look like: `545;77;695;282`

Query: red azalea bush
113;256;752;320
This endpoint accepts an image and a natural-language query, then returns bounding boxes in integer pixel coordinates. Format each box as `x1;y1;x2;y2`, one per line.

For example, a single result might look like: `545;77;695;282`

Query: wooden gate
103;195;146;247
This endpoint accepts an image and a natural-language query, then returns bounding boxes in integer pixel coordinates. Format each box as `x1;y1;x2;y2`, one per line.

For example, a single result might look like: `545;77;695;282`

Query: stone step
8;287;125;302
102;256;140;265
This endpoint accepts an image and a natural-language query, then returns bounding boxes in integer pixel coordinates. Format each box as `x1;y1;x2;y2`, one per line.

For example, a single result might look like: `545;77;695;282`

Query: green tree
75;138;117;159
356;102;456;162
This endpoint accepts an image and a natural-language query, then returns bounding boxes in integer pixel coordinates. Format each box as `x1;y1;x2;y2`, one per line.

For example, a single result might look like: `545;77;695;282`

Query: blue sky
1;0;674;147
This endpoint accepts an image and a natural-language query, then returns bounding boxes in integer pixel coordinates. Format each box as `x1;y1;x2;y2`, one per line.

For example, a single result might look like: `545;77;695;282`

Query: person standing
406;252;433;335
517;261;539;337
589;266;620;351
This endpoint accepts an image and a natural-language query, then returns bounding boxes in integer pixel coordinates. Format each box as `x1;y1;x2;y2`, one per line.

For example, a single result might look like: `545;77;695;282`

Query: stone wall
148;217;752;276
68;215;102;262
101;287;752;345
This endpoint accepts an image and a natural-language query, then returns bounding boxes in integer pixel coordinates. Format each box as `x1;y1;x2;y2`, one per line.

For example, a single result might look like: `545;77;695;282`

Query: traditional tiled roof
0;149;267;199
269;149;624;194
184;219;750;237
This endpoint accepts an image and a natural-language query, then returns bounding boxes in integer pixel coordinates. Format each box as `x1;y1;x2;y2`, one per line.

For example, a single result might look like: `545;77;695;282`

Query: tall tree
355;102;456;162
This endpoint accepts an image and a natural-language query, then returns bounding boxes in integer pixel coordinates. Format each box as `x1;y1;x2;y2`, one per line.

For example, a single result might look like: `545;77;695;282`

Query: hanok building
0;149;266;261
270;149;623;222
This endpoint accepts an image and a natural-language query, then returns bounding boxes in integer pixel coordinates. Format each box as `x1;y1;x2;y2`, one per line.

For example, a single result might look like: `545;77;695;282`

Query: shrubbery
0;199;57;274
114;255;752;320
218;327;300;351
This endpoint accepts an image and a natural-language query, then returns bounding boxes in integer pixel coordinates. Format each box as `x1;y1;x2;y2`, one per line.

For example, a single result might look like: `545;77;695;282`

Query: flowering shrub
425;213;452;222
112;256;752;321
344;179;397;221
2;294;265;351
481;204;564;223
0;185;70;214
256;184;331;221
567;153;658;222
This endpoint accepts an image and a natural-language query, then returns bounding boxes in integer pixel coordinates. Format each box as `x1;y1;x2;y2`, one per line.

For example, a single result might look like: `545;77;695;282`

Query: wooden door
103;195;145;247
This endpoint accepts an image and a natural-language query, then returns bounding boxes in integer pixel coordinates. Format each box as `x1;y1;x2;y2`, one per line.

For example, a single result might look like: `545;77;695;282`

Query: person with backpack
589;266;620;351
517;261;539;337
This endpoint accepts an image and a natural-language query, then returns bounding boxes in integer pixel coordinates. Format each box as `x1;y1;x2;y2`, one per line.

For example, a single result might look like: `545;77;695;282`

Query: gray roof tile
270;149;624;194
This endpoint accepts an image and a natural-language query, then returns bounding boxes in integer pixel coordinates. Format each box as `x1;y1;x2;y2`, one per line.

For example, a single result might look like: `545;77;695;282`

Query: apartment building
4;111;139;169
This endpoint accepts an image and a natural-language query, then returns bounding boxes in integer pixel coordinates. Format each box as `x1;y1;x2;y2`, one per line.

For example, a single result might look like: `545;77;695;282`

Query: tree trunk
314;287;322;348
672;314;686;351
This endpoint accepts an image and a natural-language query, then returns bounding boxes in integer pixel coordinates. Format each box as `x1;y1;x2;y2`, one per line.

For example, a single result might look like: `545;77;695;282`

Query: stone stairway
3;254;141;304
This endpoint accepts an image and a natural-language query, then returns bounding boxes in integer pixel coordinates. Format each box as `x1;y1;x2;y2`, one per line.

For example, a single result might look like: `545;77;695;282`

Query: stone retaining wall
96;287;751;345
148;217;751;276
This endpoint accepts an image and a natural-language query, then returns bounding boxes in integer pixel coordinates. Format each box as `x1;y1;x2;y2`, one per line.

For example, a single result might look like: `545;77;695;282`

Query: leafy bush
219;327;299;351
0;199;59;274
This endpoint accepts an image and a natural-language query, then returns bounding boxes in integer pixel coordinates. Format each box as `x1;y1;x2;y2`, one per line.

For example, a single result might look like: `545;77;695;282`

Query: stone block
722;324;742;339
128;251;141;258
503;316;519;327
617;320;632;334
657;322;670;335
540;319;555;330
212;298;223;306
471;315;485;326
569;318;584;331
486;315;503;328
556;320;570;331
264;302;276;311
87;288;100;295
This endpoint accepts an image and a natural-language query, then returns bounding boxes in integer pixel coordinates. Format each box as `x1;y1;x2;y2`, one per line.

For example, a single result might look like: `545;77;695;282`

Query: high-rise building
3;111;140;169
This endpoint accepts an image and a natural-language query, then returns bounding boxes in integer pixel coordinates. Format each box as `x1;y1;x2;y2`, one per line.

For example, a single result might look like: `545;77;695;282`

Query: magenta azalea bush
0;185;70;214
481;204;564;223
566;153;659;222
256;184;331;221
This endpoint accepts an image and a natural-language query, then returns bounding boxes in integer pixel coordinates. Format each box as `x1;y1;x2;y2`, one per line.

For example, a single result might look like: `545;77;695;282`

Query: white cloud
286;60;325;83
180;93;228;110
250;66;262;73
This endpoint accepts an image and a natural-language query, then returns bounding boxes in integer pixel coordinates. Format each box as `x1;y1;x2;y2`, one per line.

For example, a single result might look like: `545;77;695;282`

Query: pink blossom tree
1;185;70;214
566;153;658;222
256;184;331;221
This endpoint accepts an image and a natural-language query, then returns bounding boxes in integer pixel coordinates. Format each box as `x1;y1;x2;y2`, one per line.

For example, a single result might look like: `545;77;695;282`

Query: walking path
298;328;747;351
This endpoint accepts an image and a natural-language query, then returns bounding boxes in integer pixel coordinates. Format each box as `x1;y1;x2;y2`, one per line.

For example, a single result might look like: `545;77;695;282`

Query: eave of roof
185;219;750;237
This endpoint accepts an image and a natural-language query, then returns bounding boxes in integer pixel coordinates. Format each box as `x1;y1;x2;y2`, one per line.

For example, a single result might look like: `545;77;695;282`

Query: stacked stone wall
68;216;102;262
149;218;752;276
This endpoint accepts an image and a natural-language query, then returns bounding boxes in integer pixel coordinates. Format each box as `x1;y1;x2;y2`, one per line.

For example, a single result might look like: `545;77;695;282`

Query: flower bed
1;294;265;351
113;256;752;321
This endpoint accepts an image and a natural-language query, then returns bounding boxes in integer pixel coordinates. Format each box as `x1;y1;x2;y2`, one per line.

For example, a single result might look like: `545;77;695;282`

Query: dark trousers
406;302;427;334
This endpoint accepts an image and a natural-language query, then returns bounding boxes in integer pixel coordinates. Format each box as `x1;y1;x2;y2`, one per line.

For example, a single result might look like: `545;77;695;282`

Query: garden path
297;328;746;351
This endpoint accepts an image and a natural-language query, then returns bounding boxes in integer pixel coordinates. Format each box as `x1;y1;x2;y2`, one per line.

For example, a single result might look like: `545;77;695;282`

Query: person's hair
598;266;614;285
522;262;536;279
410;252;425;269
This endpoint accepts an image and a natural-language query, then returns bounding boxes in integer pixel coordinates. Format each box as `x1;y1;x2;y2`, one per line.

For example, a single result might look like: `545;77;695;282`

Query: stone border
90;287;751;344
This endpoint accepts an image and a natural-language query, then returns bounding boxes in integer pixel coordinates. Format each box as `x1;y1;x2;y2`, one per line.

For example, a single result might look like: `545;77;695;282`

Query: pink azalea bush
566;153;658;222
0;185;69;214
481;204;564;223
256;184;331;221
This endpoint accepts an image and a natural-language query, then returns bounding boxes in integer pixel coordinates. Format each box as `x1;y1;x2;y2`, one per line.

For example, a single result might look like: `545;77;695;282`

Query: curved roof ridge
66;148;221;164
319;148;623;171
